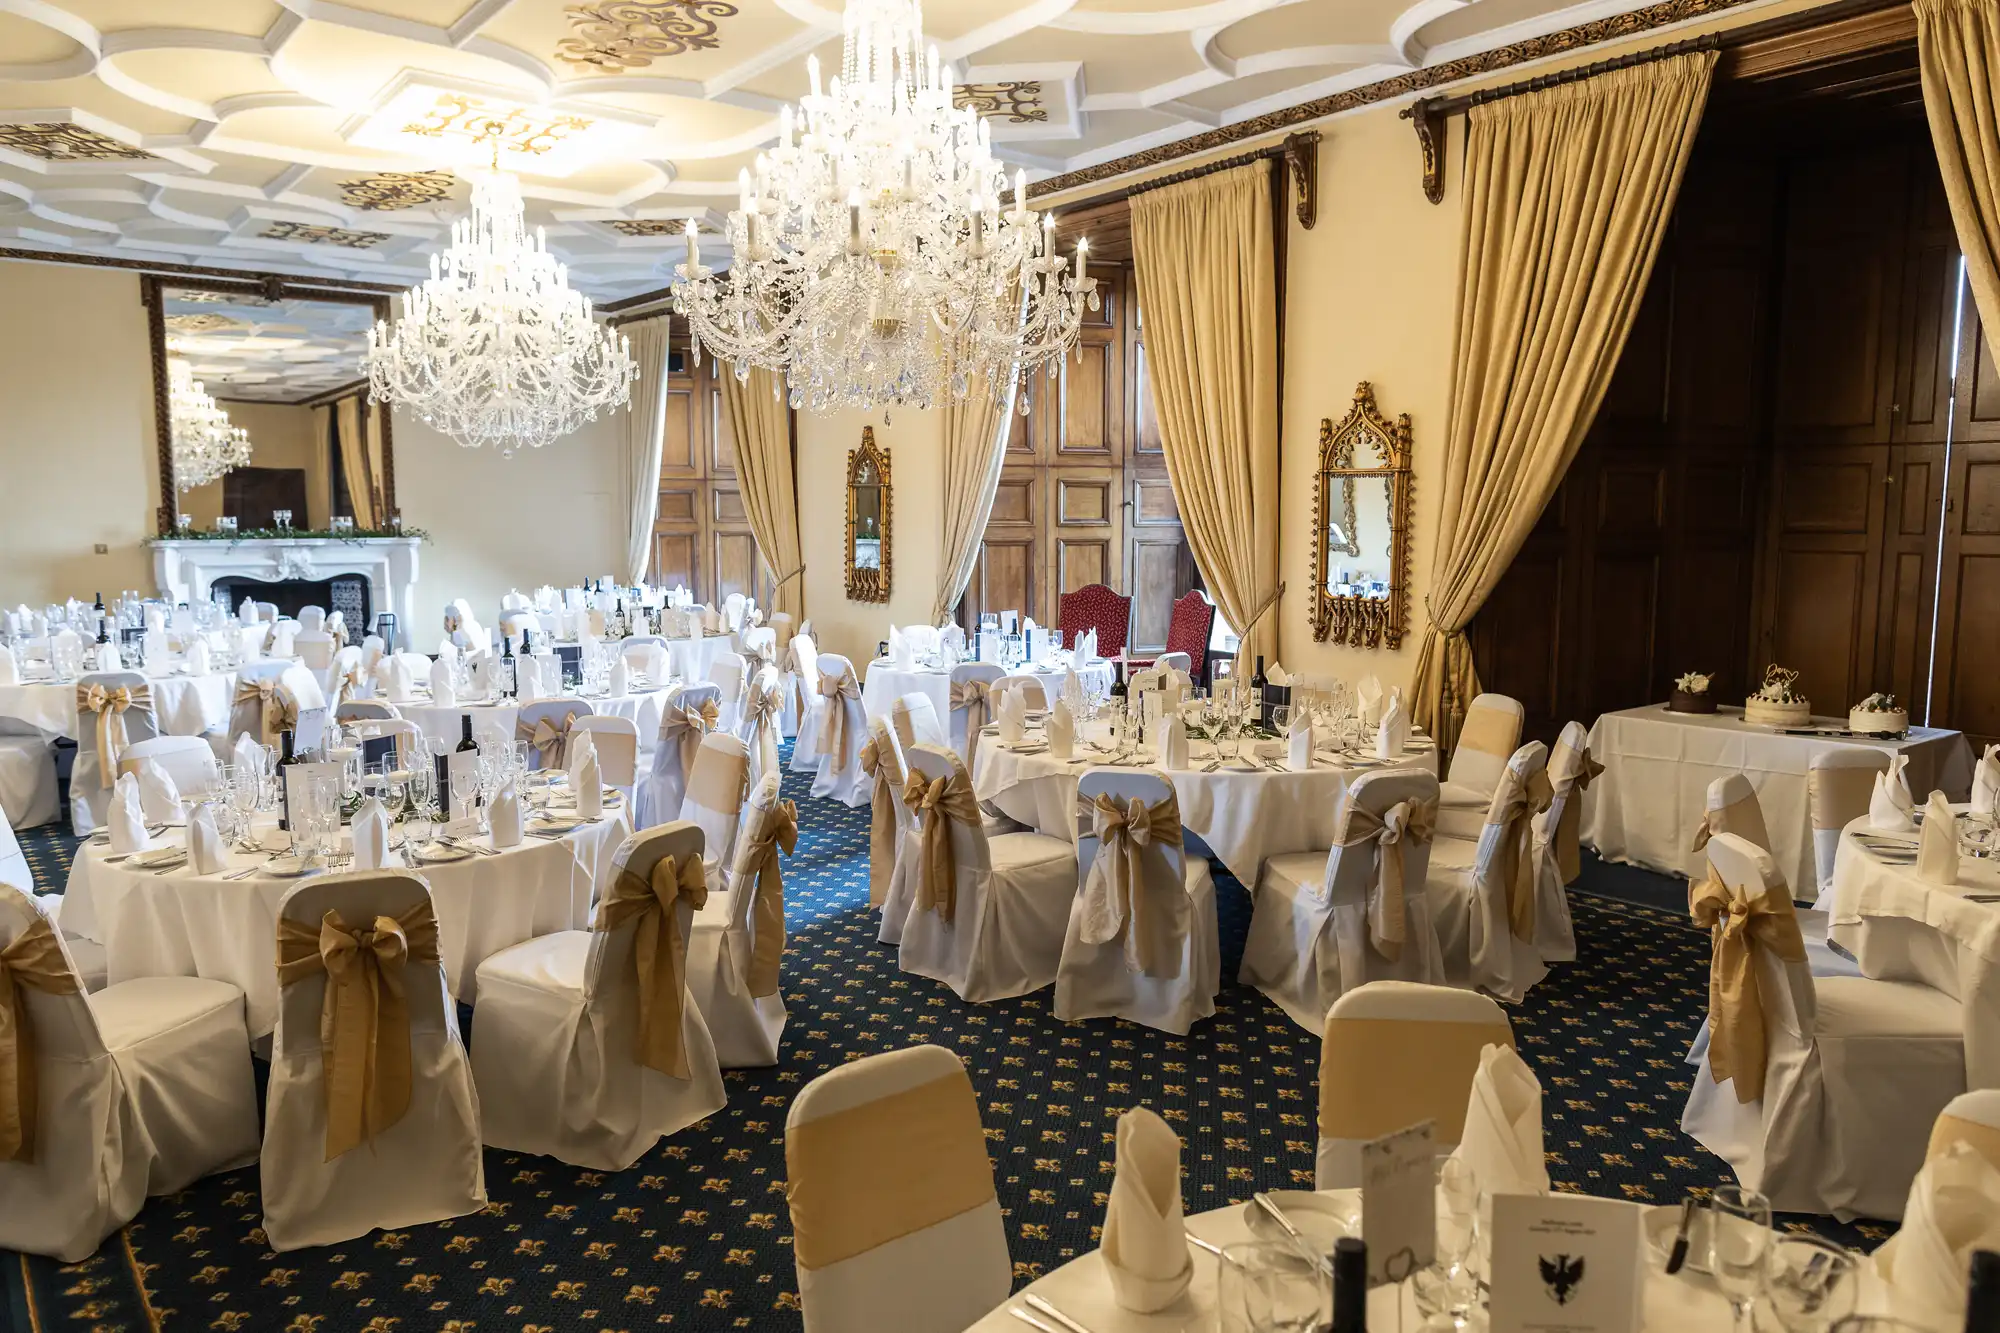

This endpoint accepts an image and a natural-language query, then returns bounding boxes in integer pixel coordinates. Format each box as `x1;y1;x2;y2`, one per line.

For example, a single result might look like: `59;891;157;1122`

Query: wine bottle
452;714;478;819
1966;1249;2000;1333
1250;655;1269;730
1330;1236;1367;1333
500;634;516;699
276;728;297;833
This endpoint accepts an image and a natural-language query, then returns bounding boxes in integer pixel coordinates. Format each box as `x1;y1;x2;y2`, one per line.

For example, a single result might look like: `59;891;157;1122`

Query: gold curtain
1130;163;1283;670
1411;51;1715;751
932;367;1015;625
1918;0;2000;336
721;365;805;624
333;395;375;528
622;317;673;587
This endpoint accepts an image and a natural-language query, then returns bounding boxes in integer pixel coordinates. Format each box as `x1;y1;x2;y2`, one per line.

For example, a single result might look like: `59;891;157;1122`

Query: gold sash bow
1336;798;1437;962
818;673;859;772
1549;747;1604;883
275;901;440;1161
76;681;151;787
859;738;900;907
1079;791;1186;977
516;711;580;769
658;699;716;779
1689;872;1806;1104
593;854;709;1079
742;684;782;745
1490;770;1552;941
233;677;298;748
949;680;990;769
904;769;981;924
0;916;81;1162
738;800;798;997
333;663;367;710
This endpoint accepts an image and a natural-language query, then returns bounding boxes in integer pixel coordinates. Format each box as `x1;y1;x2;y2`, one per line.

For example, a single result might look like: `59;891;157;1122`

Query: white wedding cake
1850;692;1908;735
1744;664;1809;728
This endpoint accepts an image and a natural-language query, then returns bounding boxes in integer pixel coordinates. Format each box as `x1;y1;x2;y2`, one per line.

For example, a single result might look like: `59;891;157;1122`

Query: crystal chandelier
366;169;637;456
672;0;1097;415
166;350;252;491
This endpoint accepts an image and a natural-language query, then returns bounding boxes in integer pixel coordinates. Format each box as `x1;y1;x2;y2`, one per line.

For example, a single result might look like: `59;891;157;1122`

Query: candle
780;105;793;149
1075;237;1088;282
848;191;863;250
808;53;821;99
1014;169;1025;215
684;218;699;269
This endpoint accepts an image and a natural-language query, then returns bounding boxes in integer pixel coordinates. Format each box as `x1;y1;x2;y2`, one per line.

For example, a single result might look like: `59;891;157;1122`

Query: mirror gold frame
845;427;892;603
1311;381;1413;649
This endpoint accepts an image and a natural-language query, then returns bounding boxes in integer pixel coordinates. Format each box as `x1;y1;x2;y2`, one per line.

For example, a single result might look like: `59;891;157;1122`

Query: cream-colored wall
0;261;159;605
180;399;329;527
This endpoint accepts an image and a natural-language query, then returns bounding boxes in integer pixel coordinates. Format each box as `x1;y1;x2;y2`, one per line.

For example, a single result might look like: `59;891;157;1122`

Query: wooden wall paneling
1931;300;2000;745
961;468;1043;627
1126;469;1193;654
1049;467;1123;599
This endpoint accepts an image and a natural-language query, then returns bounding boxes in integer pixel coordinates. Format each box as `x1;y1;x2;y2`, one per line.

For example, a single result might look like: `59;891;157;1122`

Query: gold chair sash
904;769;981;924
232;677;298;748
516;711;580;769
738;800;798;997
1548;745;1604;883
1689;871;1805;1105
657;699;716;781
275;900;440;1161
0;915;81;1163
332;663;367;710
859;738;900;907
75;681;152;788
949;679;990;770
593;853;709;1079
1489;770;1552;941
1079;791;1186;977
1334;798;1437;963
742;683;782;748
818;672;859;772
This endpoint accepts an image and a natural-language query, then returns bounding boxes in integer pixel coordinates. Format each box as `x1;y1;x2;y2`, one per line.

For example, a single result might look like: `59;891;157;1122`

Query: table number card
1489;1193;1643;1333
1361;1120;1436;1287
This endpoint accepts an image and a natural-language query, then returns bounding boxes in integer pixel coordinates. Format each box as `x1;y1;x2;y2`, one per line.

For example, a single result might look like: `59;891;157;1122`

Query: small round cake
1669;672;1716;715
1745;665;1809;728
1850;693;1908;735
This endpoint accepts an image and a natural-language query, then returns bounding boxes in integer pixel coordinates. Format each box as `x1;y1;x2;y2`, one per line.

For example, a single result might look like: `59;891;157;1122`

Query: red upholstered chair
1125;590;1217;684
1057;583;1132;662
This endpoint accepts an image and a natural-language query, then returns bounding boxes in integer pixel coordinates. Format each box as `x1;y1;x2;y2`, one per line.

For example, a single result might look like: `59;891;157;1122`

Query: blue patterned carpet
1;749;1885;1333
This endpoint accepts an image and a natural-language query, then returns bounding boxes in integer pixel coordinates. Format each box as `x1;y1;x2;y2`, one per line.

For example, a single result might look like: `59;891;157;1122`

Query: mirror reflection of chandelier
365;169;638;456
673;0;1097;415
167;350;252;491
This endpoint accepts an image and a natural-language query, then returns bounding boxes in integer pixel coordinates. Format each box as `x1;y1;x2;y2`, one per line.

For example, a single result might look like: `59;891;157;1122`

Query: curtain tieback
1237;581;1288;637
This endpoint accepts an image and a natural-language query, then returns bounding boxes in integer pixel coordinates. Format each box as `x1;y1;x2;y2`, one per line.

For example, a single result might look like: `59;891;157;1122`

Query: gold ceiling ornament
260;220;392;249
164;313;244;334
0;122;154;161
952;82;1049;124
557;1;740;69
605;219;689;236
338;170;456;212
403;95;592;161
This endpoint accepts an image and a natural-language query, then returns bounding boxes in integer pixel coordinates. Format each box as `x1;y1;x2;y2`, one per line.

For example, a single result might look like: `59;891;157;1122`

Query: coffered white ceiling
0;0;1679;300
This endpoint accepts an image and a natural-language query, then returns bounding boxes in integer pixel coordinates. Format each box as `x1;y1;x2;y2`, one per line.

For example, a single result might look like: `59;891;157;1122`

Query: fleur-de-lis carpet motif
1;743;1884;1331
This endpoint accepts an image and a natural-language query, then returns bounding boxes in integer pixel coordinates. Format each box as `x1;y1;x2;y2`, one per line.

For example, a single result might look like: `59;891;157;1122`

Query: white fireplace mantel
151;536;420;633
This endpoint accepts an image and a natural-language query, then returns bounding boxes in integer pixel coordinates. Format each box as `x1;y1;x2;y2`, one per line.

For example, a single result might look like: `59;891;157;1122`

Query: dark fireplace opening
210;576;370;628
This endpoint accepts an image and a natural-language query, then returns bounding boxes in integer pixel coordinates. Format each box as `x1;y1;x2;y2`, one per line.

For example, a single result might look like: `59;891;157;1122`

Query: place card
1489;1193;1643;1333
1360;1120;1435;1287
443;751;481;837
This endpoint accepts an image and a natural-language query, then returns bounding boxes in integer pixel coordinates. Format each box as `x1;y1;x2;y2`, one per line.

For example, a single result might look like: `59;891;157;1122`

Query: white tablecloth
60;809;631;1036
971;724;1437;885
396;687;677;749
862;659;1117;724
669;635;741;684
0;667;238;741
1582;703;1974;895
1830;810;2000;1088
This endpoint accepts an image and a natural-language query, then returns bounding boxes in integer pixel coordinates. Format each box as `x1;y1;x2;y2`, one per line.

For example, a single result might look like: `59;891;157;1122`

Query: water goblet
1708;1184;1773;1331
1218;1242;1326;1333
1766;1236;1859;1332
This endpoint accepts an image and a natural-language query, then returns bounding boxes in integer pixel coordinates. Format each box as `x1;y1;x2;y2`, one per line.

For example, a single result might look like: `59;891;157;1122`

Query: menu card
1361;1120;1436;1287
1489;1193;1642;1333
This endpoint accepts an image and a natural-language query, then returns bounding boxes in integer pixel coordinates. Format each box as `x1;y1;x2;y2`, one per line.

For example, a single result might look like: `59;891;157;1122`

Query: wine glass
1766;1236;1859;1332
1218;1242;1326;1333
1708;1184;1773;1330
227;763;260;848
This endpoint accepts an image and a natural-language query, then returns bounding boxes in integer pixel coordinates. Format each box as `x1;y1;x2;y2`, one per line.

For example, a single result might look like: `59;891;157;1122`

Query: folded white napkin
1918;789;1959;885
185;638;212;675
95;641;122;672
997;687;1026;744
1357;674;1384;729
1974;744;2000;818
490;778;525;847
1268;663;1291;687
1158;714;1189;769
1047;700;1076;760
1102;1107;1193;1313
239;598;257;625
517;653;542;701
141;630;169;672
1377;687;1409;761
1288;707;1314;771
135;757;182;824
575;748;603;818
268;626;295;658
1875;1142;2000;1332
1064;667;1087;716
143;606;164;633
187;801;227;875
429;658;457;707
381;655;416;701
0;645;16;686
231;731;263;776
567;727;597;791
609;657;630;697
1451;1043;1550;1198
351;795;393;870
1079;629;1098;664
107;772;148;855
1870;755;1917;833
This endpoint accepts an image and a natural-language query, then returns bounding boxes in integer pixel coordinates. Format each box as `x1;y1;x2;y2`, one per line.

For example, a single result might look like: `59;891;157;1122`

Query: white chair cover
994;674;1050;710
570;714;641;803
516;698;596;772
1426;742;1557;1004
119;735;219;798
621;635;670;685
334;699;398;723
1435;693;1524;840
471;823;727;1169
681;731;751;879
0;886;260;1261
0;734;56;831
296;605;326;632
70;669;160;835
893;691;948;751
294;629;335;673
786;1044;1010;1333
1243;768;1443;1032
708;651;747;731
946;663;1004;767
863;717;918;923
260;870;486;1250
688;774;793;1067
1809;747;1893;907
640;684;718;830
1053;768;1219;1034
1688;772;1857;979
787;634;826;771
811;654;869;807
740;665;785;792
895;745;1077;1002
1535;719;1599;894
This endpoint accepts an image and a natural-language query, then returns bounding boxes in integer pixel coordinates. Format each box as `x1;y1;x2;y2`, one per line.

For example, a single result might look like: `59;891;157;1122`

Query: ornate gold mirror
1311;382;1412;648
846;427;891;603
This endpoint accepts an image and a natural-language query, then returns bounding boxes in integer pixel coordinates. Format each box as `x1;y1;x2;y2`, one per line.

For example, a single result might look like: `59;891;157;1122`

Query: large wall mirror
142;275;397;537
846;427;891;603
1311;382;1412;649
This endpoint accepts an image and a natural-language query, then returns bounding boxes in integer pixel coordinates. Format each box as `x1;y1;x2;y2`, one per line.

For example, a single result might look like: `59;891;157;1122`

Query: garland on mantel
150;527;429;545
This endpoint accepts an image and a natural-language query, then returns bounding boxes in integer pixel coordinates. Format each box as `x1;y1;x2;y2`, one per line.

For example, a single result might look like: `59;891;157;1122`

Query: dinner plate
130;845;187;869
528;818;584;836
262;854;317;877
411;842;475;864
1242;1191;1355;1251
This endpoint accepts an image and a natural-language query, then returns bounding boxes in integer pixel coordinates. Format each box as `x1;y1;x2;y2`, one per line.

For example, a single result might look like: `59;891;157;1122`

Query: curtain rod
1045;130;1321;227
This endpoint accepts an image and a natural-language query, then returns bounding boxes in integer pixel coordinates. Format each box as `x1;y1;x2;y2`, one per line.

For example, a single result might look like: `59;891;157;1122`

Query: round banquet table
861;658;1117;726
668;634;741;684
395;686;677;750
965;1192;1885;1331
1829;806;2000;1089
971;721;1438;885
0;665;238;741
59;805;631;1037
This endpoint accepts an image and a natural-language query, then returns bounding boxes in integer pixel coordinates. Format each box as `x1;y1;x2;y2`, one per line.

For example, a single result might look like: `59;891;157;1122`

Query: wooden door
962;468;1043;626
1125;299;1196;656
650;341;773;606
1931;290;2000;746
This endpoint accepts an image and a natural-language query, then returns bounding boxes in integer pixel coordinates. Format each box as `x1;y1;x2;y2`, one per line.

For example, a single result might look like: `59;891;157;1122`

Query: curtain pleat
622;317;672;586
722;365;805;624
932;369;1015;625
1918;0;2000;336
333;395;374;528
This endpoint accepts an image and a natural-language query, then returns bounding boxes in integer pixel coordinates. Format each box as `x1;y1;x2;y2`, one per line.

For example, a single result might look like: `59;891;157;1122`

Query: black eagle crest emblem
1540;1254;1586;1305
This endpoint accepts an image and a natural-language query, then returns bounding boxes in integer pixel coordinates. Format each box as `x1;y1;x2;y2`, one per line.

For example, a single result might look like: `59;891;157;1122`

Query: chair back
255;601;279;623
1808;748;1892;894
1700;833;1817;1089
0;883;103;1066
74;670;160;776
1322;767;1440;928
709;651;746;703
785;1044;1010;1333
1446;693;1524;797
335;699;397;723
516;698;596;771
361;634;387;669
1162;590;1214;680
621;637;669;684
726;774;788;939
681;731;751;874
297;606;326;632
1156;650;1193;675
905;744;992;874
295;631;334;671
1074;770;1187;977
811;655;867;797
993;674;1049;711
586;821;704;1009
571;715;640;788
768;612;794;655
1703;773;1774;854
946;663;1003;761
742;625;778;668
120;735;219;796
789;633;822;696
1925;1090;2000;1170
269;622;298;659
1538;720;1597;884
741;666;783;785
344;717;423;770
1317;980;1512;1187
894;692;947;751
723;593;748;632
0;809;30;893
1057;583;1132;660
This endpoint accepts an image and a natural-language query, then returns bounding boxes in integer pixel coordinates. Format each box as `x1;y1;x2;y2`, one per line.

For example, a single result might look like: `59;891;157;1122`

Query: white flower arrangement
1674;672;1712;694
1858;692;1899;711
